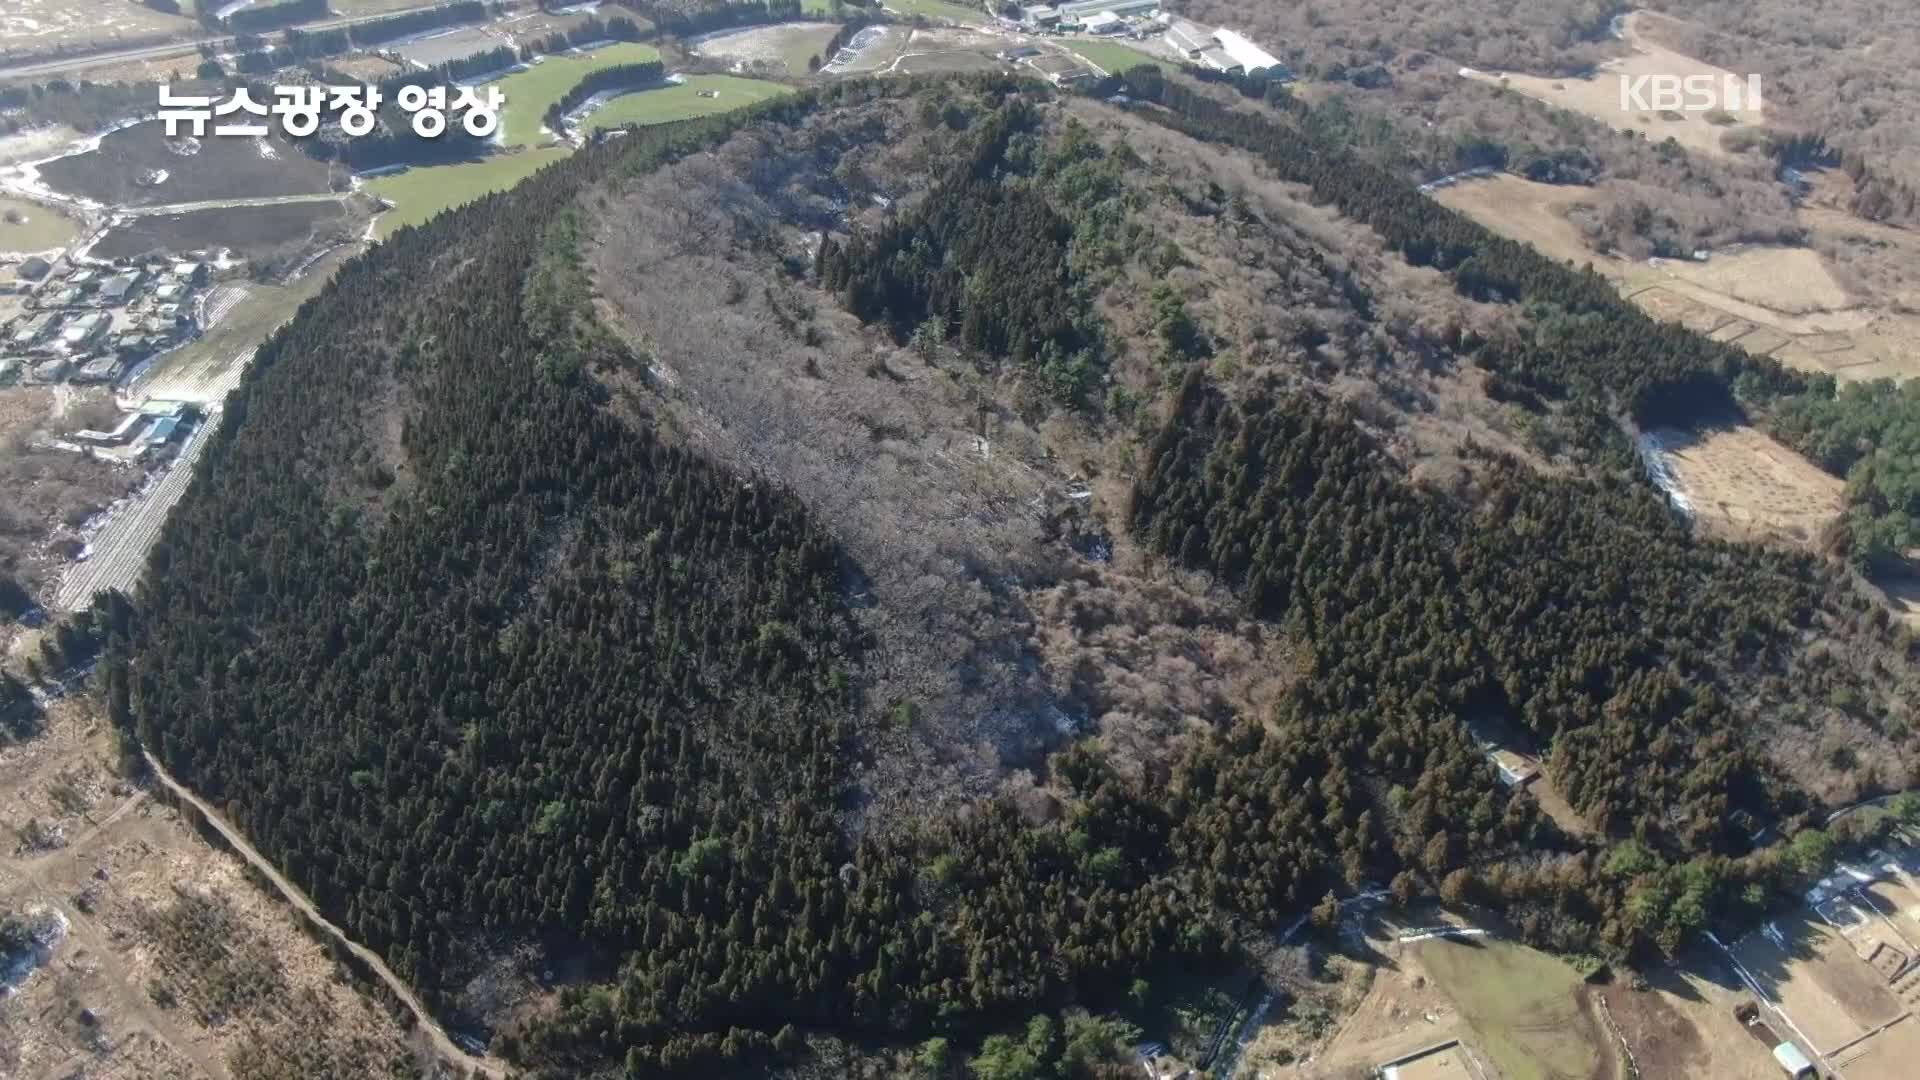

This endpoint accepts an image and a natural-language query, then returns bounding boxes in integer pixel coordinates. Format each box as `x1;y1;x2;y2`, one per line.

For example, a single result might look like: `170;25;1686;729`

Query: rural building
143;416;181;446
11;312;58;349
100;272;143;304
1056;0;1157;19
1770;1041;1815;1078
73;355;123;384
1023;4;1059;25
59;312;111;348
169;261;208;284
48;286;87;307
1198;46;1237;71
1000;46;1042;60
1030;54;1094;85
152;282;185;303
1487;748;1540;787
75;412;147;445
1213;28;1283;74
29;357;70;383
1084;11;1124;33
1164;19;1210;56
17;256;51;282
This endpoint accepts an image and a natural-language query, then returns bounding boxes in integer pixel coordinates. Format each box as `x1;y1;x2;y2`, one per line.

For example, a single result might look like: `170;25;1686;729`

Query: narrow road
141;750;507;1079
122;191;352;217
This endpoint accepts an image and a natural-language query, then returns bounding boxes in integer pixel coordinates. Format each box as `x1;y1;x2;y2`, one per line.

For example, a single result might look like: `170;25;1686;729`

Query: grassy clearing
0;195;79;254
1063;40;1172;75
366;149;569;238
781;24;843;74
1417;937;1601;1080
491;42;664;149
582;76;790;133
884;0;988;24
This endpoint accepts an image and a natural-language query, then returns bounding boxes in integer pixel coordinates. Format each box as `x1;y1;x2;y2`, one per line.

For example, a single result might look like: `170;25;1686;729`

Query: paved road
142;749;506;1078
0;1;506;80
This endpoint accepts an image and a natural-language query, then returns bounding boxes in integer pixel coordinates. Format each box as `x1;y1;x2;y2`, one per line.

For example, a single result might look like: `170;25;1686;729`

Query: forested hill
96;72;1915;1077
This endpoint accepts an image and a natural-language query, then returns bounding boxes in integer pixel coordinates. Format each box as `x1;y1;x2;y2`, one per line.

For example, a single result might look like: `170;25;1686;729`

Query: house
1056;0;1156;19
169;261;207;284
1164;18;1210;57
1213;28;1283;74
17;256;52;282
1770;1042;1814;1079
10;312;58;349
59;311;111;348
29;357;70;383
48;286;87;307
1001;46;1043;60
99;271;142;304
73;354;123;384
151;282;185;303
75;412;146;444
1084;11;1124;33
1022;4;1059;26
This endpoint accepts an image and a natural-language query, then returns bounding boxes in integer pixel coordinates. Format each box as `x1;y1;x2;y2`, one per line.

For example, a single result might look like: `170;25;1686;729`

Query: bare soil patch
1733;913;1905;1053
1433;175;1600;267
1461;13;1766;162
36;123;335;208
1647;424;1845;548
0;386;137;605
93;199;359;264
0;698;441;1079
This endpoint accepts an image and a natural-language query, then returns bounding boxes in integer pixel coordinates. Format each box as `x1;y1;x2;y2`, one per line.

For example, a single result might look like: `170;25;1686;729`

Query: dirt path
140;751;506;1079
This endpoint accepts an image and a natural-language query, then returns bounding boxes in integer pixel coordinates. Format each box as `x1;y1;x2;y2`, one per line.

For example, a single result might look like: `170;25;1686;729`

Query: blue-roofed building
144;416;180;446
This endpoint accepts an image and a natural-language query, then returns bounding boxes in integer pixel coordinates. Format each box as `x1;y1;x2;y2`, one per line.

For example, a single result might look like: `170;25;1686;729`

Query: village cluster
0;252;211;389
1003;2;1287;80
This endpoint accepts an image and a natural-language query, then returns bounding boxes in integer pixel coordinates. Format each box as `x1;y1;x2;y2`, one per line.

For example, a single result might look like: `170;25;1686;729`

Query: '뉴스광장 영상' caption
158;83;504;140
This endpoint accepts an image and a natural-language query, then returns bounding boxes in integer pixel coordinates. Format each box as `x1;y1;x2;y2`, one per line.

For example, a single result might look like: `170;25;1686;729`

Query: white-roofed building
1212;28;1282;74
1084;11;1124;33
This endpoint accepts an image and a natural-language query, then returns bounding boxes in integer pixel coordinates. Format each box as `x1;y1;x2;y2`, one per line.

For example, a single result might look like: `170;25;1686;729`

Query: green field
0;196;81;255
1065;39;1173;76
883;0;988;24
581;76;791;133
365;149;570;238
1418;938;1602;1080
491;42;664;148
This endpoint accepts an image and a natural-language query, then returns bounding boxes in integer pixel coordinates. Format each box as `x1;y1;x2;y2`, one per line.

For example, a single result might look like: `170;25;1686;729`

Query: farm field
365;147;568;237
0;0;195;61
1416;937;1603;1080
580;75;791;133
1432;174;1599;267
1460;12;1765;161
392;25;502;69
883;0;989;23
34;123;336;208
1062;39;1173;76
92;198;357;261
1643;424;1846;548
0;195;81;255
490;42;664;149
1619;246;1854;317
0;697;434;1078
690;22;840;76
132;245;355;404
1730;911;1905;1055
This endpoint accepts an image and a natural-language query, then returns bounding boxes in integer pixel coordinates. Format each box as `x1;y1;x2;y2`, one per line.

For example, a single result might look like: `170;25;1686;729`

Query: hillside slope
98;72;1918;1076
